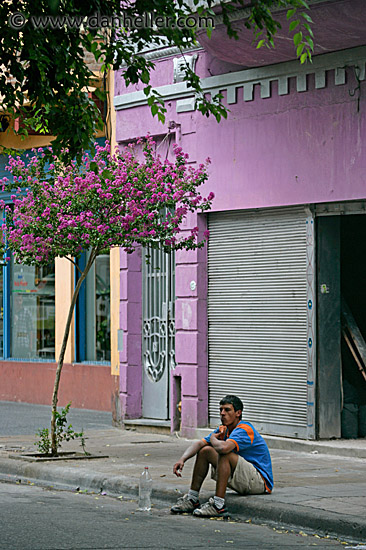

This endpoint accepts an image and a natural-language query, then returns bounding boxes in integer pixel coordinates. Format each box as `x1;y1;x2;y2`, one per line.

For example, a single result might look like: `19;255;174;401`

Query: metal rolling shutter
208;207;309;437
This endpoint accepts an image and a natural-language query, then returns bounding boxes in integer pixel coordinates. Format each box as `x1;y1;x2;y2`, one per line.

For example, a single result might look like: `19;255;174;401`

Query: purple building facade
114;1;366;440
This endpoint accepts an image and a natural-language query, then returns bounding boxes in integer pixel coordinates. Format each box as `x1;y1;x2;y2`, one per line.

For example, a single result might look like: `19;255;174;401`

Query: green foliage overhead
0;0;313;161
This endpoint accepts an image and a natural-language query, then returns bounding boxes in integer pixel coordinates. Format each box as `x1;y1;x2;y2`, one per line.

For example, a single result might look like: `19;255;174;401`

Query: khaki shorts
211;456;266;495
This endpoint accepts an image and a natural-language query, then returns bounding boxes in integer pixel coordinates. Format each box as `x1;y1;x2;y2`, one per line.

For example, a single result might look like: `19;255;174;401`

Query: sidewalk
1;422;366;544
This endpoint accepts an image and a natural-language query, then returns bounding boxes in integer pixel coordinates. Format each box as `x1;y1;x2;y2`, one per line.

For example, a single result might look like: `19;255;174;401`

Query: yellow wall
0;130;53;152
1;75;117;373
55;257;75;363
0;113;104;152
109;69;120;376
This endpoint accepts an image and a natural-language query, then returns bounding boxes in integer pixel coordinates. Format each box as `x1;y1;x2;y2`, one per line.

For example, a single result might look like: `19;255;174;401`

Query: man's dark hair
220;395;243;419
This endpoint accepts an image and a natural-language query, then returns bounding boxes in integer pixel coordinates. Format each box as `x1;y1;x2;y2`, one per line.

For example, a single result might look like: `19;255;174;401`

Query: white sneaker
171;494;200;514
193;497;229;518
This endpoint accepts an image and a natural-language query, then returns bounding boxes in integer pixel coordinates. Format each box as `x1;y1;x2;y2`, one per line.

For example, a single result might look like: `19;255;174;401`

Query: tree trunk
50;249;97;455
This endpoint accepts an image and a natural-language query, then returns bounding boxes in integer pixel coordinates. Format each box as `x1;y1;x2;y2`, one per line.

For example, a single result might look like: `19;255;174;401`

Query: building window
1;152;56;361
76;251;111;363
11;261;55;360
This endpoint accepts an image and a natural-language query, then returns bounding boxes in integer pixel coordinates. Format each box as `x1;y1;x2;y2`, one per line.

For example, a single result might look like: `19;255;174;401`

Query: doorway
316;211;366;439
340;215;366;438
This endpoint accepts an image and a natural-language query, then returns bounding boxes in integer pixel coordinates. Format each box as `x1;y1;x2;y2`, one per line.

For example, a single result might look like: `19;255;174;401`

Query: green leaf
296;43;305;56
102;169;113;180
304;23;314;38
140;70;150;85
289;20;300;31
256;39;265;49
93;88;106;101
151;104;158;116
301;12;313;23
287;8;297;20
306;36;314;50
293;32;303;46
90;162;98;174
300;52;308;64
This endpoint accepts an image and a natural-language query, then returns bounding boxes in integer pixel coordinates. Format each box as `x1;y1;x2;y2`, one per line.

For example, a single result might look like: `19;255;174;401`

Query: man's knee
217;451;239;473
217;451;237;463
217;451;233;461
197;445;218;463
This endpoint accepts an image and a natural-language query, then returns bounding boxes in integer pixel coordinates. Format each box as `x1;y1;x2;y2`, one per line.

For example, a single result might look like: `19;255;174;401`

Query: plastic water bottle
138;466;152;511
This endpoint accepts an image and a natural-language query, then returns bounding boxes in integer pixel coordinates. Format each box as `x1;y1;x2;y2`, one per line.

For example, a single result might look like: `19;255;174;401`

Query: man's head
219;395;243;423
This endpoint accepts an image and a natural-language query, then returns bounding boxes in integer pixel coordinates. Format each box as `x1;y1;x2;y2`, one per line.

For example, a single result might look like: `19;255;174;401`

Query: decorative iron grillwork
142;247;175;383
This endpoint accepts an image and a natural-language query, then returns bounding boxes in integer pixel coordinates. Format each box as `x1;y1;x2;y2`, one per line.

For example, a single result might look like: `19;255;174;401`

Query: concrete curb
1;458;366;543
265;437;366;460
194;429;366;460
229;498;366;543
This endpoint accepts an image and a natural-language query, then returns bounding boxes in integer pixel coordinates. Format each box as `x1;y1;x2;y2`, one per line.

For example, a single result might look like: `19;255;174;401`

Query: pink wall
116;57;366;212
173;211;208;436
115;47;366;432
0;361;119;412
119;247;143;419
193;69;366;211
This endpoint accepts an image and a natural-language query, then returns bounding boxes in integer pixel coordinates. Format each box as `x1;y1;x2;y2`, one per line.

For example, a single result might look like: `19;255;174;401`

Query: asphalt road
0;401;112;436
0;481;352;550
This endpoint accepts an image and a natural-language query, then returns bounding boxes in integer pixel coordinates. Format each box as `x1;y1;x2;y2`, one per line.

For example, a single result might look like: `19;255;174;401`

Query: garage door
207;207;315;438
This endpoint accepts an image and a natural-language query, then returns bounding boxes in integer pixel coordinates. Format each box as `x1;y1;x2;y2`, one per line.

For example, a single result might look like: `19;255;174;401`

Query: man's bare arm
173;439;207;477
210;433;236;455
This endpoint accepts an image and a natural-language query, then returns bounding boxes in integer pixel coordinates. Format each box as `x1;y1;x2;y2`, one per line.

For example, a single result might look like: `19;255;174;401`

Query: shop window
11;261;55;360
76;250;111;363
0;203;55;362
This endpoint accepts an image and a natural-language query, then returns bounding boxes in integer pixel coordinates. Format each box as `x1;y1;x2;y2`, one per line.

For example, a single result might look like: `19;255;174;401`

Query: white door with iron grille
142;247;175;420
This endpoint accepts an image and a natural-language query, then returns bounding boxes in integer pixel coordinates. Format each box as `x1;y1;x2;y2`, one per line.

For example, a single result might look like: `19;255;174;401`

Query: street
0;481;351;550
0;401;112;436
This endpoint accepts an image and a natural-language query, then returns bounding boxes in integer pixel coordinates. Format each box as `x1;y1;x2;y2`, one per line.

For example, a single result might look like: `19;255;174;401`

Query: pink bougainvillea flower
0;138;214;265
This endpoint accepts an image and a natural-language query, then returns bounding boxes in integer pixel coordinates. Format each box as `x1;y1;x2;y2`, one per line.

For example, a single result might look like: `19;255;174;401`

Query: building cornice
139;43;203;62
114;46;366;113
117;43;203;68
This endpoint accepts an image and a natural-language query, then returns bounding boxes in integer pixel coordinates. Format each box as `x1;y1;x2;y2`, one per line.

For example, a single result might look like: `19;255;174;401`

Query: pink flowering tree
1;138;213;455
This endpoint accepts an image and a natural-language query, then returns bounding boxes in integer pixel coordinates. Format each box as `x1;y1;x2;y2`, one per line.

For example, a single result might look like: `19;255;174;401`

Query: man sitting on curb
171;395;273;518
